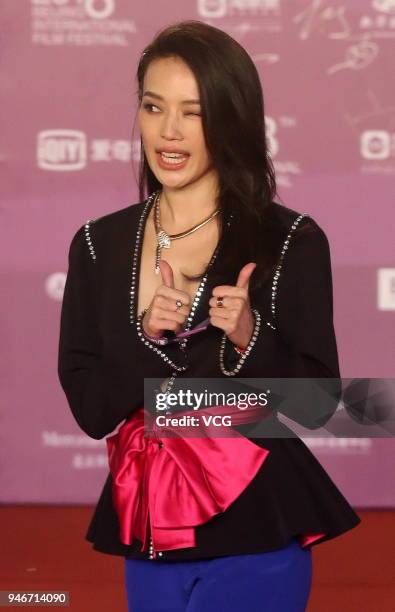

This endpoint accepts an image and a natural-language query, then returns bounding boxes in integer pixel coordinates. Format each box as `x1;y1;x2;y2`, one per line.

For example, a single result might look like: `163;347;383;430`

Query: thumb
236;262;256;289
159;259;175;289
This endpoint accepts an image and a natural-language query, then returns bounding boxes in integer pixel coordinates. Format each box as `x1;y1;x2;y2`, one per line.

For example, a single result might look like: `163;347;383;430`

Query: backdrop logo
31;0;115;19
360;0;395;31
37;130;87;171
198;0;226;18
31;0;136;47
197;0;280;18
84;0;115;19
377;269;395;310
360;130;392;160
265;116;279;157
372;0;395;13
46;272;67;301
265;115;301;188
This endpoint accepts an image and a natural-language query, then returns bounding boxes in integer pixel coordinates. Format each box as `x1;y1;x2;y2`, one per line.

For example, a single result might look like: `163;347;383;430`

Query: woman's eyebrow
142;90;201;104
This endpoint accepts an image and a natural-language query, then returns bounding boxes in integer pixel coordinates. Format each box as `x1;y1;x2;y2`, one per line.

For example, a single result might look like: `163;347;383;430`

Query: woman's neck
160;182;219;231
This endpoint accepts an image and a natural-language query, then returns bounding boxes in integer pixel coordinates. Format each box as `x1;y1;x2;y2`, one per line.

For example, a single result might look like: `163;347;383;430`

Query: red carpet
1;507;393;611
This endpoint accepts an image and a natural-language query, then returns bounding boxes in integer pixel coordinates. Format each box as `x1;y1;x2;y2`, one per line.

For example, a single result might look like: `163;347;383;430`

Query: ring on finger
175;299;183;311
216;296;224;308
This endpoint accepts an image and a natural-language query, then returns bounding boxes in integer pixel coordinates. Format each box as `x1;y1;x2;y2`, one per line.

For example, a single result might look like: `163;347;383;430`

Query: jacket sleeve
221;219;341;429
58;224;144;440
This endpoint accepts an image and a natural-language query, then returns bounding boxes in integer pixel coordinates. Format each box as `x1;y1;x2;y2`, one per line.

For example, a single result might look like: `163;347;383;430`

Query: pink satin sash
106;403;325;555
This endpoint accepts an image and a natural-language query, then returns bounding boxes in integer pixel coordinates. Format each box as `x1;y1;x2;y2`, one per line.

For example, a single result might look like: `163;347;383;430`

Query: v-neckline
130;190;230;333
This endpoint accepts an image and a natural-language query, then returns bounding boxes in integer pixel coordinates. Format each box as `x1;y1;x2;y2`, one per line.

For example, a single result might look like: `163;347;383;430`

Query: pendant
157;230;171;249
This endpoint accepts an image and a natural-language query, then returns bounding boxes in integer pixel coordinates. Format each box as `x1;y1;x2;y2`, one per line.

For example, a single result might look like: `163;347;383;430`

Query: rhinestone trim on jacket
218;212;309;376
219;308;261;376
270;213;309;324
84;220;97;262
130;191;229;374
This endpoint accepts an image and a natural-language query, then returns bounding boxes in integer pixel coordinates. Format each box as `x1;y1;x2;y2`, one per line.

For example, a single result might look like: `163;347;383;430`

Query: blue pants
124;537;312;611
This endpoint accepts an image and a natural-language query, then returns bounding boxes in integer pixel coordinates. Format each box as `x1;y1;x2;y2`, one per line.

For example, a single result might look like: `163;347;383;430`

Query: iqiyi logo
31;0;115;19
37;130;87;171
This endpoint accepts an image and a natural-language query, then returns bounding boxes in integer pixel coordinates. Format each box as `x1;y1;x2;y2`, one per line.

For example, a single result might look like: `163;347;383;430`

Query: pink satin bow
106;403;326;555
106;403;271;555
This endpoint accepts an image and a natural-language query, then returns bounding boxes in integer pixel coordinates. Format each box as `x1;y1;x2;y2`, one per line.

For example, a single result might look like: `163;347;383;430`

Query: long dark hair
135;20;292;291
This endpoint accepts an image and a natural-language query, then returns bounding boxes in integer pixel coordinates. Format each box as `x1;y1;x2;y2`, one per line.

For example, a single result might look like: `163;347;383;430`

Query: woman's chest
136;218;219;317
137;257;203;319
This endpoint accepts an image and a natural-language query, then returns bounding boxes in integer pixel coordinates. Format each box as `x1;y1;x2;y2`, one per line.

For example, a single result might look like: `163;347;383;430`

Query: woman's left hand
209;262;257;349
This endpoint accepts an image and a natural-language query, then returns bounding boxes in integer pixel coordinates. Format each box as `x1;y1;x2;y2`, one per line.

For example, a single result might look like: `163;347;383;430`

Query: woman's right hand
142;260;191;338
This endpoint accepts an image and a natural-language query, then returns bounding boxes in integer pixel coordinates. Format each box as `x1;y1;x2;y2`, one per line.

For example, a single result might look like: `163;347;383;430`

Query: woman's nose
160;113;183;139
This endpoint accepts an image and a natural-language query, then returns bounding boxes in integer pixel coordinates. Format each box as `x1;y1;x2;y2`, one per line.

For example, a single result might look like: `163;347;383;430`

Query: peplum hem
85;432;361;560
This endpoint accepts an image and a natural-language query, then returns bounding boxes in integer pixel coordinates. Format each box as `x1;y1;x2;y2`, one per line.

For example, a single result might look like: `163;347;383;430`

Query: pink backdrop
1;0;394;505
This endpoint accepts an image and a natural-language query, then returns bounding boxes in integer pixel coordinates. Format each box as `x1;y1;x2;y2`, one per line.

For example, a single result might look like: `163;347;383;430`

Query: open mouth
156;151;190;169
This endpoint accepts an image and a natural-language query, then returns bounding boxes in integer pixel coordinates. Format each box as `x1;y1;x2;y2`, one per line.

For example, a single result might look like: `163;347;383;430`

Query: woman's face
138;55;216;191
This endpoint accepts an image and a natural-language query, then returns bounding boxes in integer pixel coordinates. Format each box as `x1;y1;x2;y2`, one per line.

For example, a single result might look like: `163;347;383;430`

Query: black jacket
58;192;361;560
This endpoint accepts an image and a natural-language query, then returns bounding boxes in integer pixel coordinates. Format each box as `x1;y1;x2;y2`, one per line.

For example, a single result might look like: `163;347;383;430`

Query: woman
58;20;361;612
